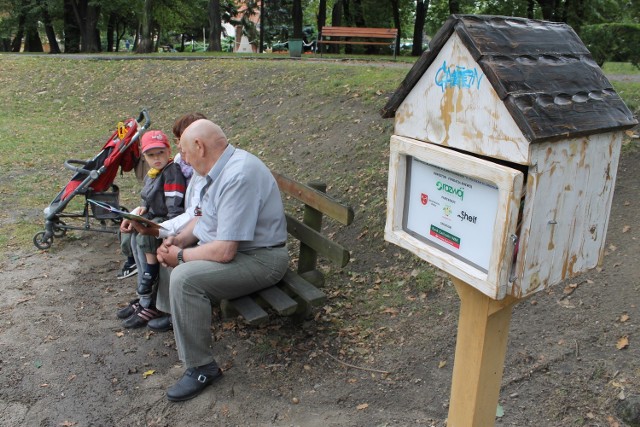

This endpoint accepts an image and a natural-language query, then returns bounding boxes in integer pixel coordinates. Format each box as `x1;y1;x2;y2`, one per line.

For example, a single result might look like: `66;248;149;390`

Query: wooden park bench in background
317;26;399;59
221;171;355;325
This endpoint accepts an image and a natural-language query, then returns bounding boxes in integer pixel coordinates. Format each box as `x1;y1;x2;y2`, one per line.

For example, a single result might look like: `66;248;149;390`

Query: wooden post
447;278;520;427
297;181;326;275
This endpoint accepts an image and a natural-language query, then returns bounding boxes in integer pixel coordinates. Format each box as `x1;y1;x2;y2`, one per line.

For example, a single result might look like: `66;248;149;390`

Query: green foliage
581;23;640;68
611;80;640;113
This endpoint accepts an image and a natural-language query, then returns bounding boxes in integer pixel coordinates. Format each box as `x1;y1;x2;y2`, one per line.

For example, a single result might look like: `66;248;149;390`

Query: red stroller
33;110;151;250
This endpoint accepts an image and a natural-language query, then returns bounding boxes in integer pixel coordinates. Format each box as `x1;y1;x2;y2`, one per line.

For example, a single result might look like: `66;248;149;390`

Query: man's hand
157;238;180;268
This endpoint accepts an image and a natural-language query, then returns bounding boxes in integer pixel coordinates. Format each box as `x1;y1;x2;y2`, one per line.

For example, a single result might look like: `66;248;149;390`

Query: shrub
580;23;640;69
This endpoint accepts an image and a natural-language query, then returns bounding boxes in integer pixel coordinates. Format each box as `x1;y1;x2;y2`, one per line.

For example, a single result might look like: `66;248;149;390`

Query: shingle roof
381;15;638;143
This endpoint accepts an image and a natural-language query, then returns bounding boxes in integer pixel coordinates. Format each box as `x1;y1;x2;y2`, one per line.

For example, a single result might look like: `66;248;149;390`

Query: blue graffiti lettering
434;61;484;92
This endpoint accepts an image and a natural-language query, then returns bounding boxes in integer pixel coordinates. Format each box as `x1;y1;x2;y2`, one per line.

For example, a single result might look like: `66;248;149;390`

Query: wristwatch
177;249;185;265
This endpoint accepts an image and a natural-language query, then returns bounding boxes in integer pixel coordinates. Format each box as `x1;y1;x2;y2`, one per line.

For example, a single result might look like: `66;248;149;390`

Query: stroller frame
33;110;151;250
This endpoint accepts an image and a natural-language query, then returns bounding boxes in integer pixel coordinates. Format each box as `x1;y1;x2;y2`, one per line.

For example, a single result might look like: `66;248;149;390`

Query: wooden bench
317;26;398;59
221;171;355;325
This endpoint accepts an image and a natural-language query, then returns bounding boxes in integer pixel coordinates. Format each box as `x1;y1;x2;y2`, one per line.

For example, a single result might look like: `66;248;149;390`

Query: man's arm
159;240;239;267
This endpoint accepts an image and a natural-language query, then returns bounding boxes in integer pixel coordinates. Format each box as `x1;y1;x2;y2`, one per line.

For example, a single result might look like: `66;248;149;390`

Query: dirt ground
1;64;639;426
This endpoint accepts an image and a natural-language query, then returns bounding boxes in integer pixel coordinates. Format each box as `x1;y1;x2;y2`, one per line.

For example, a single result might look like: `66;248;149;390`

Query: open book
88;199;166;229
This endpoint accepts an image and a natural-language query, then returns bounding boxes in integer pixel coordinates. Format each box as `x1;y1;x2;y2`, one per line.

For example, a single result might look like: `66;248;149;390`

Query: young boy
118;130;186;328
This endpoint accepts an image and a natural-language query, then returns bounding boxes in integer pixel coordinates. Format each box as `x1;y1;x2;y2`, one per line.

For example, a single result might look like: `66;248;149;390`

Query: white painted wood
385;135;523;299
393;34;530;165
511;133;622;297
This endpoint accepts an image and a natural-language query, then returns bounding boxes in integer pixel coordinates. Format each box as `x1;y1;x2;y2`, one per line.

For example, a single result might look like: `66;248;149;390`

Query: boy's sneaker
122;306;162;329
116;299;140;319
117;262;138;279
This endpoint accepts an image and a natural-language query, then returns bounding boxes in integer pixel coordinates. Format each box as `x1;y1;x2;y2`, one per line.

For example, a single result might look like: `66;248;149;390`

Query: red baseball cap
141;130;170;153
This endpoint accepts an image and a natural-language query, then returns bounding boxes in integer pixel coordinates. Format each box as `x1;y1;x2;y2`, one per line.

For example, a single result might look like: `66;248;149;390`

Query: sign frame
385;135;524;299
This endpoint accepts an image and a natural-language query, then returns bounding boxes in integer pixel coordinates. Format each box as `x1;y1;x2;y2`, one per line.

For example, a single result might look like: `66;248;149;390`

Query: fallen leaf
616;336;629;350
618;390;626;400
115;331;124;337
438;360;447;368
381;307;399;316
557;299;575;309
59;422;77;427
356;403;369;410
607;415;621;427
622;225;631;233
142;369;156;378
608;244;617;252
563;283;578;295
620;314;630;323
40;383;49;387
586;412;595;419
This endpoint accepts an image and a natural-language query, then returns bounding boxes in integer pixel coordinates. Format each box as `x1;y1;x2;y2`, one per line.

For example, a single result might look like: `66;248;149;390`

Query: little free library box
382;14;637;301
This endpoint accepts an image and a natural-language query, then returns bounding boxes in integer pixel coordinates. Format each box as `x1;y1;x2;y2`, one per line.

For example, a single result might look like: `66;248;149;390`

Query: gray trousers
156;246;289;368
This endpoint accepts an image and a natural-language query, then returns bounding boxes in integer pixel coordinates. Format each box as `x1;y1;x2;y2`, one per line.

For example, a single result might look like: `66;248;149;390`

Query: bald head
181;119;227;149
180;119;229;175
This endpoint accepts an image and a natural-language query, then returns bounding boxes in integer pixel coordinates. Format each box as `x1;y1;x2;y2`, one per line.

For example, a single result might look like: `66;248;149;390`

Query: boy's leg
136;232;161;307
117;232;137;279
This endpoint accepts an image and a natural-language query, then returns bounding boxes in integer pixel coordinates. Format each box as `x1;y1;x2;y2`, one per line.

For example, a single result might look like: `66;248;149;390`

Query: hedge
580;23;640;69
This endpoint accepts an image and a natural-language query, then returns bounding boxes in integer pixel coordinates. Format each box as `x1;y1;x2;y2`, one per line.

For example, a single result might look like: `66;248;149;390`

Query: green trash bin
288;39;303;58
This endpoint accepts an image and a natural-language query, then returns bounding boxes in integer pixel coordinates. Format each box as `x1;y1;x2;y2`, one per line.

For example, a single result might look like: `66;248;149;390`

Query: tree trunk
342;0;352;53
390;0;401;54
292;0;303;39
527;0;534;18
411;0;427;56
68;0;101;52
11;13;25;52
63;0;80;53
317;0;327;49
107;12;116;52
24;20;44;52
449;0;459;14
330;1;342;53
536;0;558;21
137;0;154;53
352;0;365;27
207;0;222;52
40;0;61;53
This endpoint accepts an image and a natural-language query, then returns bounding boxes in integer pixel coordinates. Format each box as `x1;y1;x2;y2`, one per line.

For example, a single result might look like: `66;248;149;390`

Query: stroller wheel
53;221;67;238
33;231;53;250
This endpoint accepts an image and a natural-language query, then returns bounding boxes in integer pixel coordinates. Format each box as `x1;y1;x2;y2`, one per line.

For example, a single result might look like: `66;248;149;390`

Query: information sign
404;158;499;272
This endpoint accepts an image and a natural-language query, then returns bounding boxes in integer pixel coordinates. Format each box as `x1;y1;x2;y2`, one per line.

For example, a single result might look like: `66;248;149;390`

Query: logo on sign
457;211;477;224
421;193;428;205
436;181;464;201
443;205;452;217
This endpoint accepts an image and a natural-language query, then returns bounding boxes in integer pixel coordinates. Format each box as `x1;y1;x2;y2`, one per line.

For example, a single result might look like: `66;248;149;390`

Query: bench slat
273;172;354;226
229;296;269;324
258;286;298;315
316;41;394;46
279;270;326;305
286;214;350;267
321;26;397;38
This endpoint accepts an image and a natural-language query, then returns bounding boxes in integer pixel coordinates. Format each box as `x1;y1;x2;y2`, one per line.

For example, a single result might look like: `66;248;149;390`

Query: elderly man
155;119;289;402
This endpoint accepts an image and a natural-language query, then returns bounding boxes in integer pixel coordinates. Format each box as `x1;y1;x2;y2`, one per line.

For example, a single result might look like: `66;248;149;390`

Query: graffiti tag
434;61;484;92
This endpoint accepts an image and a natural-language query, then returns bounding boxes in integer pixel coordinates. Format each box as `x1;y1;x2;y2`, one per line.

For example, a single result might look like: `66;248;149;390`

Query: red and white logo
421;193;428;205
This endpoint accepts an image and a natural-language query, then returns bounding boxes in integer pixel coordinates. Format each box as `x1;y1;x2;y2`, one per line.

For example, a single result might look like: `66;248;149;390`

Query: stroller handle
64;159;101;178
138;109;151;130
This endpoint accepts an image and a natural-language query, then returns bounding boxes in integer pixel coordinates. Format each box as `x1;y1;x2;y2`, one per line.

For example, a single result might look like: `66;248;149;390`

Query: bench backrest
272;171;354;270
321;26;398;39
